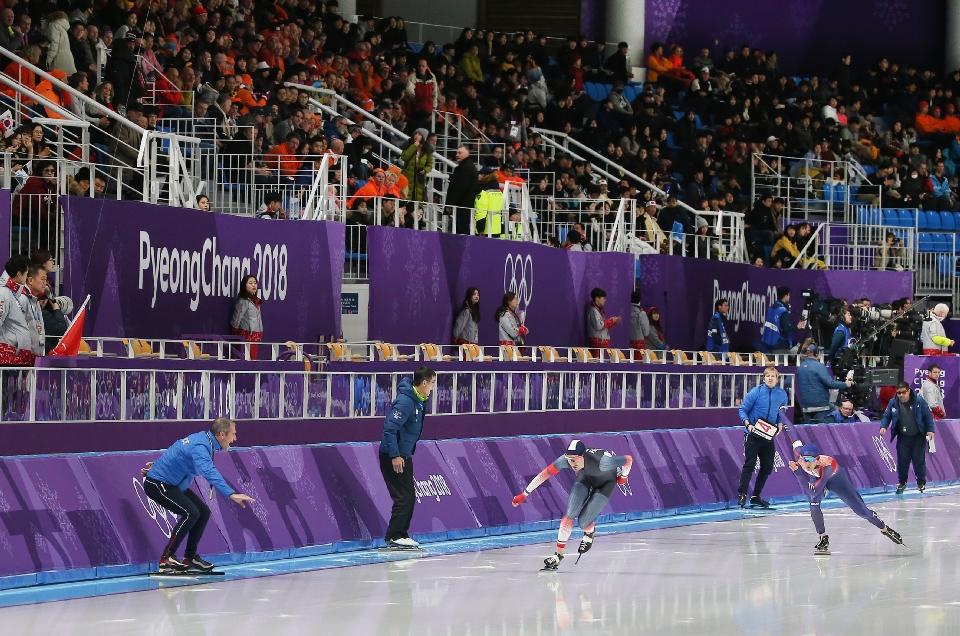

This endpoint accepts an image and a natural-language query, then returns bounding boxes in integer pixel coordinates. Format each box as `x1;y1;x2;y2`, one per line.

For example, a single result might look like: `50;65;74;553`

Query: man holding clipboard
737;366;790;509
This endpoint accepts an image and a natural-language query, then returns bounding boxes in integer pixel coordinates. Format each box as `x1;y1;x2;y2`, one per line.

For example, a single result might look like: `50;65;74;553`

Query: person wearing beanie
797;338;854;422
789;442;904;554
512;439;633;570
920;303;954;355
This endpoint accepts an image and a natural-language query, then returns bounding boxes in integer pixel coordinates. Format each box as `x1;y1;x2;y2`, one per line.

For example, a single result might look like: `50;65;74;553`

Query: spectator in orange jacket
497;165;526;187
264;132;303;179
646;43;674;83
2;45;41;106
915;101;949;136
348;168;387;208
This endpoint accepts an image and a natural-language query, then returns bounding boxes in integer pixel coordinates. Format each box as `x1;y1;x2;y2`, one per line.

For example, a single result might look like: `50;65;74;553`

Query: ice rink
4;489;960;635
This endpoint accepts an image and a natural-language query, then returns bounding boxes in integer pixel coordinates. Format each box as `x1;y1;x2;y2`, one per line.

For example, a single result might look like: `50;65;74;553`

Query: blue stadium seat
831;184;846;203
673;111;683;120
694;114;703;129
954;211;960;229
410;43;423;53
822;183;834;200
938;233;954;252
941;211;957;232
927;211;943;231
882;209;899;226
899;209;916;227
623;86;638;103
918;233;935;252
863;165;876;176
917;210;930;230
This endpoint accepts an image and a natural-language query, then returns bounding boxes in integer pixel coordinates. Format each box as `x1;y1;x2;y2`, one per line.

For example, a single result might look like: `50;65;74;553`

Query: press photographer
797;339;853;422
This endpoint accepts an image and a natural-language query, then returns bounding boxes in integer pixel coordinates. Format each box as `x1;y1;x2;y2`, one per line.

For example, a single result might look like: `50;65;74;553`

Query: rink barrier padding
0;420;955;588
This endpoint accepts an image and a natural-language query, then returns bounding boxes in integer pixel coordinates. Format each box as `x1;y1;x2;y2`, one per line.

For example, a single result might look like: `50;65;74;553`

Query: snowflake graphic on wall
873;0;908;32
647;0;683;42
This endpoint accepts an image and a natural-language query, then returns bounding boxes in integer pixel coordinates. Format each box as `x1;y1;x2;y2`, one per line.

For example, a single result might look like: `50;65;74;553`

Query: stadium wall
1;419;955;588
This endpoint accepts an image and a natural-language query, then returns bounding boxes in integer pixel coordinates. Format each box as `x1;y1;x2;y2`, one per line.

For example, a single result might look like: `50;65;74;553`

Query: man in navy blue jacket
379;366;436;548
880;381;935;494
141;418;255;572
797;340;853;421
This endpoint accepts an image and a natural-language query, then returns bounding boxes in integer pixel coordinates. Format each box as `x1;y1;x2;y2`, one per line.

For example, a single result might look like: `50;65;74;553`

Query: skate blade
539;567;560;573
814;551;831;556
378;546;424;552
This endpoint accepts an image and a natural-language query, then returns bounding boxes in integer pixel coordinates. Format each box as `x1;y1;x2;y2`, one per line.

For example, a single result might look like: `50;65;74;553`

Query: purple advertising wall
4;419;960;585
905;354;959;416
62;197;344;343
367;225;635;348
640;0;945;76
638;254;913;351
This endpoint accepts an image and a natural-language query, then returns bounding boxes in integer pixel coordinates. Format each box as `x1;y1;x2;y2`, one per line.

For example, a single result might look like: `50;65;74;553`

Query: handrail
294;82;458;170
0;72;77;121
0;45;146;135
531;126;703;217
789;222;825;269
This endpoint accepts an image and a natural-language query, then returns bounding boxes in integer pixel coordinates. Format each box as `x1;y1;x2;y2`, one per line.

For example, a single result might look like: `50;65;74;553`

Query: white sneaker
390;537;420;548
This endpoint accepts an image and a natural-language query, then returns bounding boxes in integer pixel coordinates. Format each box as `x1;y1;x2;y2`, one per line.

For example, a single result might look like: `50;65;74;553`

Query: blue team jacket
738;383;789;434
146;430;236;498
880;393;934;441
379;377;427;458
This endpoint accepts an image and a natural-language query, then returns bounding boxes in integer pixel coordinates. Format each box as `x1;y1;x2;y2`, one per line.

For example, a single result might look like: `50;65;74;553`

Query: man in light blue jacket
142;418;255;572
737;367;791;509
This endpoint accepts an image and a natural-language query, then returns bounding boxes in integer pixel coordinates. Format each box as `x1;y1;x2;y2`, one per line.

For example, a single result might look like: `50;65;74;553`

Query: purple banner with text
638;255;913;351
62;197;344;344
367;225;635;348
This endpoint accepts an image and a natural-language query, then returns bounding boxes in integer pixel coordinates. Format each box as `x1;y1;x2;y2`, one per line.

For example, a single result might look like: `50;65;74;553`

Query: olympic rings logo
503;254;533;312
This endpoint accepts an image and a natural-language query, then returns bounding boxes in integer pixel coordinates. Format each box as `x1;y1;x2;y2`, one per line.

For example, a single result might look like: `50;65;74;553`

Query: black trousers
738;435;776;497
144;478;211;558
896;433;928;484
379;452;416;541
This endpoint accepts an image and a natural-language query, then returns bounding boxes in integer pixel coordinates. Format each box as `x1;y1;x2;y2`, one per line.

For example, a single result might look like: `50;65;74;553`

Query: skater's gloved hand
512;492;527;506
141;461;153;477
616;475;628;486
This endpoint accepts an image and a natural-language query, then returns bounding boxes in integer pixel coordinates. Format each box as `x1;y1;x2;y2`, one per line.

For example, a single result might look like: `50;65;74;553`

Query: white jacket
45;17;76;75
920;377;944;414
920;316;951;352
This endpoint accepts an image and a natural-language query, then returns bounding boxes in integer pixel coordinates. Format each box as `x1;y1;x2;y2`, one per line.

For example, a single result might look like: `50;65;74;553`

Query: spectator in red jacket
12;160;58;252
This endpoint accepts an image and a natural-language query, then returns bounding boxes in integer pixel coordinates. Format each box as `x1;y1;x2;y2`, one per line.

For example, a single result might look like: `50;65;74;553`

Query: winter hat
797;443;820;458
565;440;586;457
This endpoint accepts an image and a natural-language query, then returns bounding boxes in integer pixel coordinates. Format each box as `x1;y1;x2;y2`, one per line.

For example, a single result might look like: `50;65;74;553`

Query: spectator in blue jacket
737;367;791;509
825;399;857;423
880;381;935;494
141;418;255;573
705;298;729;354
797;340;853;422
379;366;437;549
927;163;954;212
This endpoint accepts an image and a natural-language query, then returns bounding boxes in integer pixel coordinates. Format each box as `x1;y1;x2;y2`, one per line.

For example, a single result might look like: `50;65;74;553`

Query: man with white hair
920;303;954;355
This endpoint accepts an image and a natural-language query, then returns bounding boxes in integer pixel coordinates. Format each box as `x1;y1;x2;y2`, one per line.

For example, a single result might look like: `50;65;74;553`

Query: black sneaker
814;535;830;555
750;495;771;508
918;481;926;493
738;494;747;508
159;555;187;573
895;483;906;495
183;554;215;571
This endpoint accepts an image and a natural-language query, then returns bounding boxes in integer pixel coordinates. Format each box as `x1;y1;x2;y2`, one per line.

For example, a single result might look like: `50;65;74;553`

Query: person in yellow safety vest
506;209;523;240
475;186;504;237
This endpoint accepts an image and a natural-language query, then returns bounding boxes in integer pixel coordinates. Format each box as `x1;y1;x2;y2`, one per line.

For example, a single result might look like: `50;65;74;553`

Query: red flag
48;297;88;356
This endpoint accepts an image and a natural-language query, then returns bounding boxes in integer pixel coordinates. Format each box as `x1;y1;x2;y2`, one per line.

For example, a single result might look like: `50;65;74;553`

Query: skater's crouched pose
789;443;904;554
513;440;633;570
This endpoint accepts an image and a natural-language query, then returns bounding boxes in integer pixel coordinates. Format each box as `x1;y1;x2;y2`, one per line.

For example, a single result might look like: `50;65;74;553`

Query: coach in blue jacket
737;367;790;509
379;366;436;548
880;381;935;494
142;418;255;572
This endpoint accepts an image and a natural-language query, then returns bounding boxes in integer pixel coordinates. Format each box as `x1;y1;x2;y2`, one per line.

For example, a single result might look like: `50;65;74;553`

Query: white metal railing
4;366;793;422
810;222;916;271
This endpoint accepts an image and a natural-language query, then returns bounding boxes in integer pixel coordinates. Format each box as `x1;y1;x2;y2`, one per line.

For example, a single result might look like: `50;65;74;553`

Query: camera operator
761;286;807;354
827;309;853;366
921;303;954;355
797;340;853;422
